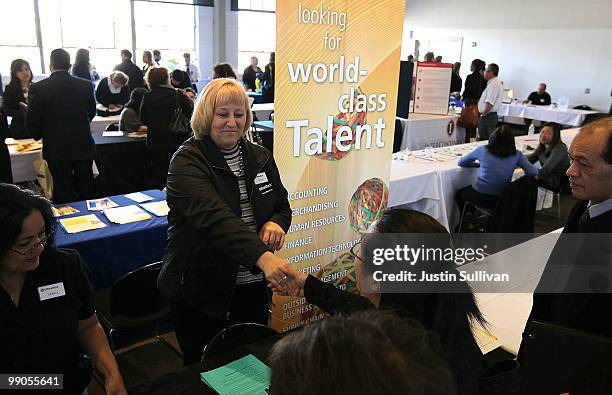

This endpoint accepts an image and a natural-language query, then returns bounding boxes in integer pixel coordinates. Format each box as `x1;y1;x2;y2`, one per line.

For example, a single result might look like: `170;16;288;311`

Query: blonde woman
157;78;293;365
95;71;130;110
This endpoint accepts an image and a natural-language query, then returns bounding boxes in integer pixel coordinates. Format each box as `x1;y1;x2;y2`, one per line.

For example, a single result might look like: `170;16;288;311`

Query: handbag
168;89;192;138
457;103;480;128
34;158;53;199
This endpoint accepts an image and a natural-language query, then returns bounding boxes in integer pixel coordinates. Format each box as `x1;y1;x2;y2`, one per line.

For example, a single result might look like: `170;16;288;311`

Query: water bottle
527;123;535;137
255;78;261;93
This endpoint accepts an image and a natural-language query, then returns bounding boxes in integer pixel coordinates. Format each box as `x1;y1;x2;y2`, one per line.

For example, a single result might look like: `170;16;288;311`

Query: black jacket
140;86;193;151
157;136;292;319
242;65;262;91
113;59;144;93
2;82;31;138
26;71;96;162
463;72;486;105
260;63;275;103
528;201;612;337
95;77;130;108
488;176;538;232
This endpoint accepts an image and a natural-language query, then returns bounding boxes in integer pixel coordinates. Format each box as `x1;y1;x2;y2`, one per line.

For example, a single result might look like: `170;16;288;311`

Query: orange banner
273;0;406;332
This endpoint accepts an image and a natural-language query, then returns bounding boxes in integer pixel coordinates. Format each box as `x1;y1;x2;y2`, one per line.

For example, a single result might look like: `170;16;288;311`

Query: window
38;0;132;74
134;0;196;71
232;0;275;13
234;0;275;74
0;1;41;74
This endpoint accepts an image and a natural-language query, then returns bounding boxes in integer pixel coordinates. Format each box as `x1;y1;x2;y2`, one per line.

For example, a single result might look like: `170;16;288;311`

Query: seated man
525;83;551;106
526;117;612;336
268;310;455;395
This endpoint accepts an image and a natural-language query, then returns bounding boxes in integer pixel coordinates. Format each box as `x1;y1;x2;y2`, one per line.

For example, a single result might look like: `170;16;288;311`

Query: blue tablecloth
55;189;168;290
247;91;265;104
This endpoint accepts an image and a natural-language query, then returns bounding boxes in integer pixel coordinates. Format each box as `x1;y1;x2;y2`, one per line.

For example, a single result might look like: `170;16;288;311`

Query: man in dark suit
526;117;612;338
26;48;96;203
114;49;144;93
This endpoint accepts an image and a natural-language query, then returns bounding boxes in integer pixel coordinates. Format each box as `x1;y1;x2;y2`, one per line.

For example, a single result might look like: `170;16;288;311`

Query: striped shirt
220;144;263;284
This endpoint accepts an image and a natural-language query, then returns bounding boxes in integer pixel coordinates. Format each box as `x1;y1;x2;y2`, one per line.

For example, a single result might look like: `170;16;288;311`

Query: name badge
38;282;66;301
254;172;269;185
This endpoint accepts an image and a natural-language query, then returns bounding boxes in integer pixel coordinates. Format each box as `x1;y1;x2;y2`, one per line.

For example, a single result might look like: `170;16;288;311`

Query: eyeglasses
11;234;48;256
349;239;363;263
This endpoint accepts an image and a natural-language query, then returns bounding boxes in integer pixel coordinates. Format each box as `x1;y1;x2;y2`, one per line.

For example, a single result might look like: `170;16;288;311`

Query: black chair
458;176;538;233
393;118;404;153
105;122;120;132
201;323;278;364
95;261;174;353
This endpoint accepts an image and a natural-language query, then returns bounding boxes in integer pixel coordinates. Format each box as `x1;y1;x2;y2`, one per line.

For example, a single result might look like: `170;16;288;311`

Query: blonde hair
109;71;129;86
191;78;252;140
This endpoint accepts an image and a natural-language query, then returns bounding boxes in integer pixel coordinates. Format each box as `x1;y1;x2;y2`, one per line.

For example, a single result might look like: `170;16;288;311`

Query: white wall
403;0;612;112
196;6;214;81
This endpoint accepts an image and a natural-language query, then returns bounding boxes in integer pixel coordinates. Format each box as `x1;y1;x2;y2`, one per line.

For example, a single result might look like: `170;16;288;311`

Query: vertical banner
272;0;406;332
413;62;453;115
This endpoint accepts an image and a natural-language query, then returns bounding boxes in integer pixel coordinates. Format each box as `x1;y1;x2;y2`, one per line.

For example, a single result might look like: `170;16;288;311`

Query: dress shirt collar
588;197;612;219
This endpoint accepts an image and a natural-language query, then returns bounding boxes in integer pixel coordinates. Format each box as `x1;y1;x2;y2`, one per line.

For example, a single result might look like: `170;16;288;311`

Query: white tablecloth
388;128;580;230
398;113;466;151
499;103;597;126
7;141;42;183
470;230;562;354
252;103;274;121
91;115;121;133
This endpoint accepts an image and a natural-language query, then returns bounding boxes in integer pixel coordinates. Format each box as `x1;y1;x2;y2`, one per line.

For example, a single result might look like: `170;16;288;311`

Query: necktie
186;65;191;81
578;208;590;227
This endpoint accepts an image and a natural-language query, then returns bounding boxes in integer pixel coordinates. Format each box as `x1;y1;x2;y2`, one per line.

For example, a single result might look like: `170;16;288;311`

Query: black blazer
113;59;144;93
2;82;31;138
95;77;130;108
528;201;612;339
140;86;193;151
260;63;275;103
26;70;96;162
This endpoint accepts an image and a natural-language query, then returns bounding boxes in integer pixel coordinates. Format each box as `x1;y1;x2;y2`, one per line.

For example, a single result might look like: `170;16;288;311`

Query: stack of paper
52;205;80;217
87;198;118;211
103;205;151;224
60;214;107;234
102;131;124;137
140;200;170;217
200;354;270;395
124;192;154;203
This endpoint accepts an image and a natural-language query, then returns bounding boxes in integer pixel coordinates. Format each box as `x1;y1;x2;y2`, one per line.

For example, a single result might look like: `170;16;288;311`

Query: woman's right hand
268;265;307;297
256;252;299;295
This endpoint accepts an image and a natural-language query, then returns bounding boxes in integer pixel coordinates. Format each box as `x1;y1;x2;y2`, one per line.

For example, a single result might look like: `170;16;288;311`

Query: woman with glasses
272;209;486;395
0;183;126;395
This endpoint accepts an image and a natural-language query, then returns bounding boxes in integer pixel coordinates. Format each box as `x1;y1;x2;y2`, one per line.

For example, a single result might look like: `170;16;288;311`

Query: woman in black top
95;71;130;110
140;67;193;189
0;184;126;394
72;48;98;84
274;209;486;395
462;59;486;105
3;59;33;138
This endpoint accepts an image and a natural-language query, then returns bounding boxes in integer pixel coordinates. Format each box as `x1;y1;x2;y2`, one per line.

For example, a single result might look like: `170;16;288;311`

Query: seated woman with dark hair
0;183;126;394
456;124;538;213
269;310;455;395
213;63;238;79
119;87;148;132
95;71;130;110
274;209;486;395
527;122;570;191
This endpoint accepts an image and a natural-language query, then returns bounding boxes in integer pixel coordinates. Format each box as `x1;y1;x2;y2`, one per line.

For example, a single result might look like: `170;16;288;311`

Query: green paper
200;354;270;395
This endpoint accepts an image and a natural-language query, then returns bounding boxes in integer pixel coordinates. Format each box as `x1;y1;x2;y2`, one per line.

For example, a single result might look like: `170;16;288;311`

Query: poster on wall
413;62;452;115
273;0;406;332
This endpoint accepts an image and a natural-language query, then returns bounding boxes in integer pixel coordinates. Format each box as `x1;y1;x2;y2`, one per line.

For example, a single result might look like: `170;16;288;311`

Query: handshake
256;251;308;296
